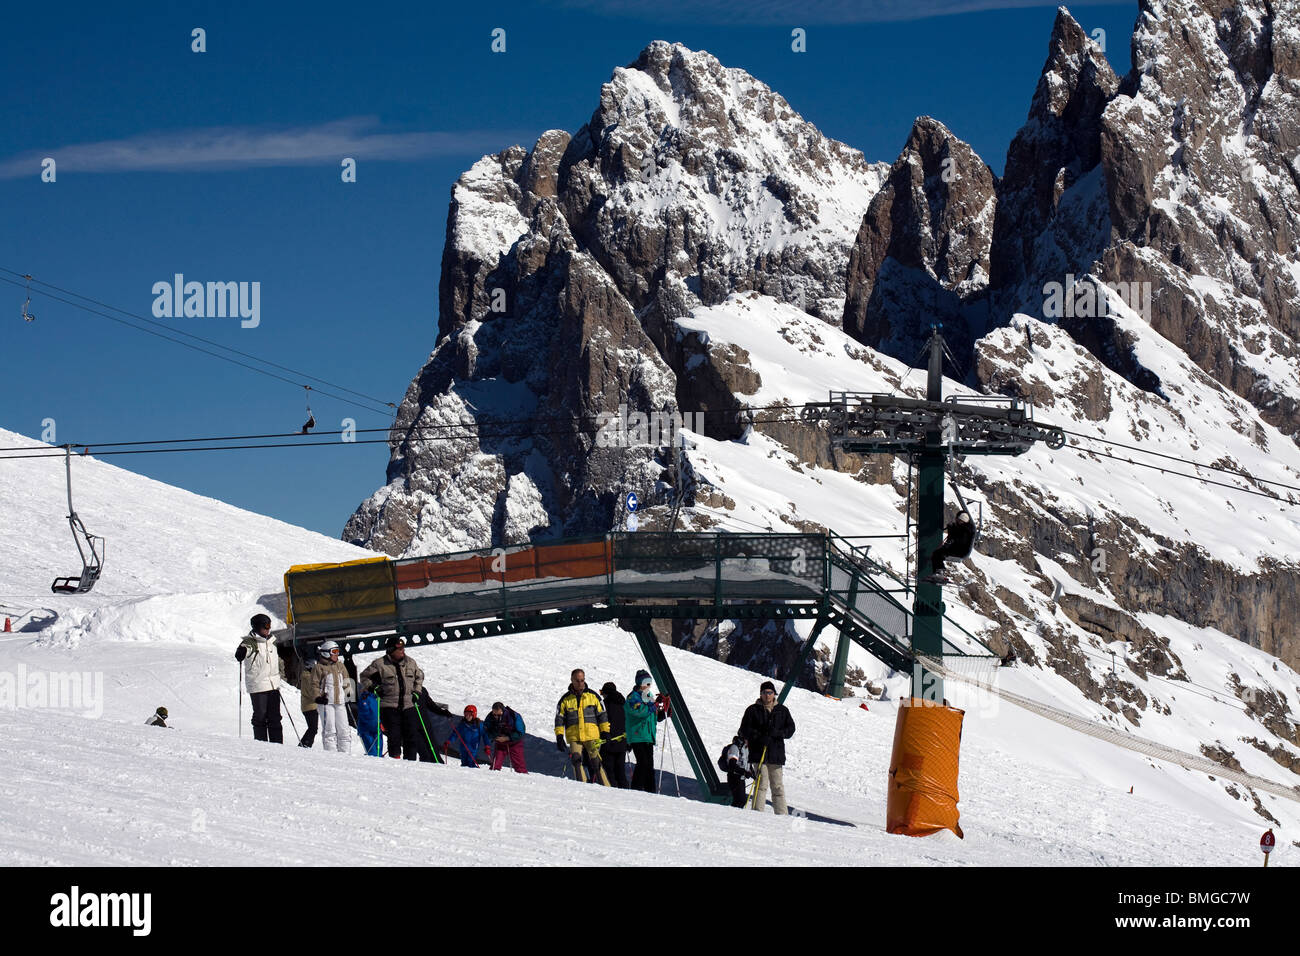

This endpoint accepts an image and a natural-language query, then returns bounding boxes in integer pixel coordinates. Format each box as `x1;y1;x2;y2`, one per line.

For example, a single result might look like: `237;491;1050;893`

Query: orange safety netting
886;697;965;838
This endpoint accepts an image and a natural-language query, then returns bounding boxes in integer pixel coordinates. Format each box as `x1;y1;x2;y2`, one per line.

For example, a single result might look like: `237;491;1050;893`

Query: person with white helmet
296;653;319;749
311;641;353;754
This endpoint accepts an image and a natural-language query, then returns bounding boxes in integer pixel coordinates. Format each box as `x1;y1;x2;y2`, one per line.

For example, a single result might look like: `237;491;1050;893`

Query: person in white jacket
234;614;285;743
312;641;353;754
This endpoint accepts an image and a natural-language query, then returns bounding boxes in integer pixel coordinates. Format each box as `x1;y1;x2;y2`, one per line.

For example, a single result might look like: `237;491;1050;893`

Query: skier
235;613;284;744
555;668;610;784
359;637;433;761
739;681;796;815
445;704;490;767
418;686;455;753
485;701;527;773
625;670;658;793
599;681;630;788
356;686;382;756
719;735;753;808
924;510;975;583
313;640;353;754
144;706;169;728
297;653;319;748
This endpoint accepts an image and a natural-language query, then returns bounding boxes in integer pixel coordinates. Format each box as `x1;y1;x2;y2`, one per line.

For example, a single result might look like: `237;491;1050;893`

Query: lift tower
802;326;1064;701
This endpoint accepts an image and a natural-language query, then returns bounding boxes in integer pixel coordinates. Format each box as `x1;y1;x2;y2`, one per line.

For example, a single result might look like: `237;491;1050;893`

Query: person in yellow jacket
555;668;611;784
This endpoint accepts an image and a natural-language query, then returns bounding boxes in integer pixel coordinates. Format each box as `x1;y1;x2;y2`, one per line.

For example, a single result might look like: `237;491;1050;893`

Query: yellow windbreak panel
283;557;395;633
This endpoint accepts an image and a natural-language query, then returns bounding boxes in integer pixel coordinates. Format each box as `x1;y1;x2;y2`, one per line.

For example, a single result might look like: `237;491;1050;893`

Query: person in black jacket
739;680;796;814
599;682;630;788
925;510;975;582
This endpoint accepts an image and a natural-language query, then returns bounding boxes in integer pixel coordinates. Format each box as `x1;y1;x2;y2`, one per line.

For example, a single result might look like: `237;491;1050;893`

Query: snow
3;426;1298;864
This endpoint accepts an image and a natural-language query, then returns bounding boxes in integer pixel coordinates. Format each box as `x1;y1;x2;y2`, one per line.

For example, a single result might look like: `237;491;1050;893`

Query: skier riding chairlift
920;420;982;584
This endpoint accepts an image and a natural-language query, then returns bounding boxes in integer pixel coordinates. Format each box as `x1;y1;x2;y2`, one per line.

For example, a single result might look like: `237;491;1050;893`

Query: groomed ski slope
0;621;1291;867
1;426;1296;865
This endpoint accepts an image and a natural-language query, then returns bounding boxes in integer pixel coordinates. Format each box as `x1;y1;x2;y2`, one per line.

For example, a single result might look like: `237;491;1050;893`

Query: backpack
717;744;734;774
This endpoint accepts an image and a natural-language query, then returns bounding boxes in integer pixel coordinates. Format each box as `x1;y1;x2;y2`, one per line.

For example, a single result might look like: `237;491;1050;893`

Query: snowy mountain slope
627;289;1300;808
1;421;1295;864
338;27;1300;817
0;427;374;633
0;621;1293;867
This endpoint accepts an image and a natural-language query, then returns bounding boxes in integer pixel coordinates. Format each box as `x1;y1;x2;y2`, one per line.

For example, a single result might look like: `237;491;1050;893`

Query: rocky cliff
346;16;1300;799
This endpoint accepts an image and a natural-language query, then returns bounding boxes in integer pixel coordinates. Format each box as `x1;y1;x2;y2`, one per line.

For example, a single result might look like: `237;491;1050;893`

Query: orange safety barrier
534;539;613;580
385;539;615;599
393;561;429;591
886;698;964;838
426;554;491;585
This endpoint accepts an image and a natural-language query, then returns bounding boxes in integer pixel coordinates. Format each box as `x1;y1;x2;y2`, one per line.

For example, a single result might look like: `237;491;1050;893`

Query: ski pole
238;661;243;738
656;726;668;793
750;746;769;810
449;724;480;768
277;687;301;744
411;695;443;764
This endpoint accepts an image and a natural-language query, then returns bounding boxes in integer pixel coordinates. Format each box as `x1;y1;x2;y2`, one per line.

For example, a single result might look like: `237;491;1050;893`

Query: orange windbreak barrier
500;548;537;582
395;540;615;593
535;539;613;580
886;698;965;838
395;555;485;593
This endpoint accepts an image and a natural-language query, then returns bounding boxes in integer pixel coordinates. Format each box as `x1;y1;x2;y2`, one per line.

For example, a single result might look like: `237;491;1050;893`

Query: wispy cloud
0;117;525;179
554;0;1128;24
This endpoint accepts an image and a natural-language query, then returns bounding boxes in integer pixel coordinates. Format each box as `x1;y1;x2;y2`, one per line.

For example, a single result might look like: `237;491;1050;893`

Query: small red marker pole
1261;828;1275;868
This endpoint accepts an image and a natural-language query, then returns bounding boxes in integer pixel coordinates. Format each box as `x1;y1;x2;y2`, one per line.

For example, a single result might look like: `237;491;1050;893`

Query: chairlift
20;274;35;322
51;445;106;594
946;450;984;549
301;385;316;434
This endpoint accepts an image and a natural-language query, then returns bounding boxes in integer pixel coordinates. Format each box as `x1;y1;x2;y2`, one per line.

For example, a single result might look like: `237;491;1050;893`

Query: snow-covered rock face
345;40;888;556
1097;0;1300;438
345;24;1300;791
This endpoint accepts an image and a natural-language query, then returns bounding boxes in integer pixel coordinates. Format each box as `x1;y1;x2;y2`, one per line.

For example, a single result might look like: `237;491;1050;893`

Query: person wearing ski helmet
926;510;975;582
297;652;319;748
313;640;353;754
720;734;752;807
144;706;169;728
445;704;490;767
625;669;658;793
739;680;796;814
235;613;285;743
359;637;433;761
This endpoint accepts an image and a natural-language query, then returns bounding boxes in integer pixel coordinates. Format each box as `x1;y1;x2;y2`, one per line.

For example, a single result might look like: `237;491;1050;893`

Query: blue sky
1;0;1137;538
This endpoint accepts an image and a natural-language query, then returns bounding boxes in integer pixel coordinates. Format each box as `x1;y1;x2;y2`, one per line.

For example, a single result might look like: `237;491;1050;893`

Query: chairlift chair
51;445;106;594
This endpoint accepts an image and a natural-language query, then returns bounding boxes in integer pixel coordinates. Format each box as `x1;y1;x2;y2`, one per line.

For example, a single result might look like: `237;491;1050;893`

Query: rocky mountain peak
842;116;996;365
345;42;889;557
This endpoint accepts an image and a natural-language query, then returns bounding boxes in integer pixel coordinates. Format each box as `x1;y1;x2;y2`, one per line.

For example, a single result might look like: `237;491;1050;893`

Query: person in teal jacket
625;669;658;793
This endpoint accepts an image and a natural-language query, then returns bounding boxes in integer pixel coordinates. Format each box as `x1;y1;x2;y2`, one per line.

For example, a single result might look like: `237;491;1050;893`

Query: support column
911;327;946;704
828;631;851;697
777;616;829;706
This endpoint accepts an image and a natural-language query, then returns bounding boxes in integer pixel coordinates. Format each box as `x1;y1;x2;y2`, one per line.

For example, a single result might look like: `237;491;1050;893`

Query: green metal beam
828;571;859;696
629;620;729;803
777;616;829;706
